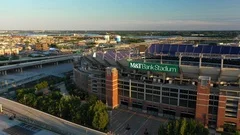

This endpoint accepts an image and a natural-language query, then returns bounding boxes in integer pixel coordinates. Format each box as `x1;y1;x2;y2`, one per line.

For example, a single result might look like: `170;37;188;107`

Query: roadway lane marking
111;110;122;118
133;115;151;135
123;129;129;134
112;120;119;125
119;108;167;122
113;112;136;133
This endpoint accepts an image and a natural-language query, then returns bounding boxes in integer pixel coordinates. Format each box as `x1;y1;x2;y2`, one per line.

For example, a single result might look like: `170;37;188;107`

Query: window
138;93;144;100
188;101;196;108
209;106;218;115
170;88;178;93
153;86;160;90
138;84;144;87
180;94;188;99
189;95;196;100
179;99;188;107
162;92;169;96
131;87;137;91
153;95;160;103
189;91;197;95
138;88;144;92
170;93;178;97
123;91;129;97
123;86;129;89
132;83;137;86
153;90;160;95
162;87;169;91
124;82;129;85
170;98;178;105
180;89;188;94
146;90;152;94
146;94;152;101
131;92;137;98
146;85;152;89
162;97;169;104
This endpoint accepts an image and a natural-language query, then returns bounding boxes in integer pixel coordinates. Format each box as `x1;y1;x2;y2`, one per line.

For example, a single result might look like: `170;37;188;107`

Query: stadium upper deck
147;44;240;56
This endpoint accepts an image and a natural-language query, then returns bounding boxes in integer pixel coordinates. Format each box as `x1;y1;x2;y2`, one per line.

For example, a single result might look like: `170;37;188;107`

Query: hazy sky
0;0;240;30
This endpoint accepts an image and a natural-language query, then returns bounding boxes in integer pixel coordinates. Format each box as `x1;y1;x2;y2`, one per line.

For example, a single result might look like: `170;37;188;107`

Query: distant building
104;35;110;42
0;47;19;55
35;43;49;51
115;35;121;43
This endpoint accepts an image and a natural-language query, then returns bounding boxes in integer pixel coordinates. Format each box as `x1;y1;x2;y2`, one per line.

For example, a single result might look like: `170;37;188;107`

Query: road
0;97;106;135
0;63;73;93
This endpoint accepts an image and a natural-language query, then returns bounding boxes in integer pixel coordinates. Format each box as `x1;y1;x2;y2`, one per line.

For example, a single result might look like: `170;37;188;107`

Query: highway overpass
0;56;77;75
0;54;74;66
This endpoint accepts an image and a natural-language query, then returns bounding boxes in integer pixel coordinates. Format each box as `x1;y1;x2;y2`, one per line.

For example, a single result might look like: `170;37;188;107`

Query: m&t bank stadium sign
129;62;179;73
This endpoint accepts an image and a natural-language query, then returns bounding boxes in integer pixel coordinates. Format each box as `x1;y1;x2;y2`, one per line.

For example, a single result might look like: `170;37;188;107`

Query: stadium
73;43;240;132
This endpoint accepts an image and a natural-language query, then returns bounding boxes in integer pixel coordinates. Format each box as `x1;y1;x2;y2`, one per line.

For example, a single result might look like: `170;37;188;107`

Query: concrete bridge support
0;71;7;75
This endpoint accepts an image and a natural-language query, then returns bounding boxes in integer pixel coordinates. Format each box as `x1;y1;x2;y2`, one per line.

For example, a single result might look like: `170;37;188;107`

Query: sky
0;0;240;30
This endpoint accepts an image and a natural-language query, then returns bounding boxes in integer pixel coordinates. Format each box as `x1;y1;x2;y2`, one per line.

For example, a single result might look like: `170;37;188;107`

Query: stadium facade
73;44;240;131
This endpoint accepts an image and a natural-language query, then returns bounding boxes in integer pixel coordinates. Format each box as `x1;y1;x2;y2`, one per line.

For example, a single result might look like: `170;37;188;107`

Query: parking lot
110;108;168;135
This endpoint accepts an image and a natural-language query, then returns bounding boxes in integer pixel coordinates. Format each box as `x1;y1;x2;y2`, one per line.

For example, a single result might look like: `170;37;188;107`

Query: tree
92;111;109;131
89;100;109;131
87;95;98;105
78;103;90;125
158;118;209;135
35;81;48;90
19;93;37;108
36;96;51;112
16;88;35;101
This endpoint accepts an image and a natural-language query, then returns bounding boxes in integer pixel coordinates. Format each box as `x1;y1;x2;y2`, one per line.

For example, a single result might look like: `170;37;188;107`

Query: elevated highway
0;55;77;75
0;54;73;65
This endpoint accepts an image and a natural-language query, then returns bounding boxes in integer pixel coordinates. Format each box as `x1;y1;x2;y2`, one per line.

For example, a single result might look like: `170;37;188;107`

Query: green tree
92;111;109;131
87;95;98;105
36;96;51;112
78;103;90;125
19;93;37;108
158;118;209;135
89;100;109;131
35;81;48;90
180;118;187;135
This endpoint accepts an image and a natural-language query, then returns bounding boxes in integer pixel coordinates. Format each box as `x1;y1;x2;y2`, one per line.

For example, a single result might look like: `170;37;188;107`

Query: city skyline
0;0;240;30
